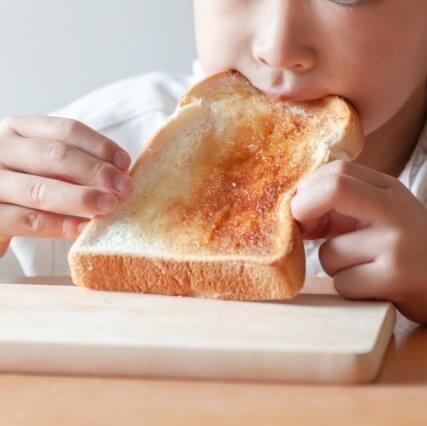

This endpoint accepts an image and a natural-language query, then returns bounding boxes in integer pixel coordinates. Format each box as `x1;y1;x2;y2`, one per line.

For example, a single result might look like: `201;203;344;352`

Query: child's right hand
0;116;134;257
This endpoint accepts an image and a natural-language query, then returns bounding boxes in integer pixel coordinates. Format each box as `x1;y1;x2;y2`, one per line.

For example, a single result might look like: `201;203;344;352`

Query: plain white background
0;0;196;118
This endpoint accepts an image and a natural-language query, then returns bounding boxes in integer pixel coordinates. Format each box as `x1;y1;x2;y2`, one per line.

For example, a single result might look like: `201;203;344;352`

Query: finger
319;227;382;276
2;116;131;171
334;261;388;300
0;169;118;216
0;203;89;240
0;234;11;257
291;174;389;226
298;214;330;240
299;211;360;240
0;135;134;196
298;160;394;191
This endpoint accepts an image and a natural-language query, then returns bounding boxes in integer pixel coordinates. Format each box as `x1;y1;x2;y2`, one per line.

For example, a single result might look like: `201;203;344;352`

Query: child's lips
264;91;323;103
276;93;299;102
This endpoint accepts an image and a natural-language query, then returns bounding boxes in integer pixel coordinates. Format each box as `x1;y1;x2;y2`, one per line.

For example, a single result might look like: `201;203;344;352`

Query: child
0;1;426;323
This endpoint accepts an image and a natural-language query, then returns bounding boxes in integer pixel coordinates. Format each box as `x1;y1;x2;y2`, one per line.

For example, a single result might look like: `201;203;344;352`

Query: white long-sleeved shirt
1;60;427;280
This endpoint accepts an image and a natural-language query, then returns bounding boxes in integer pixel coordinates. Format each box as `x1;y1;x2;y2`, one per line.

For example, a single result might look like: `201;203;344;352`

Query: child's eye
330;0;362;5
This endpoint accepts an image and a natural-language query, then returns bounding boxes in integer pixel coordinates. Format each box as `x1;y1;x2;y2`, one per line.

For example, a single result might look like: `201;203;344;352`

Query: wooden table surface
1;276;426;425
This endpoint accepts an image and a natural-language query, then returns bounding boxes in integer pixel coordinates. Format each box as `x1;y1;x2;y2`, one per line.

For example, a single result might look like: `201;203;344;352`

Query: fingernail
97;193;117;212
62;219;74;237
78;221;88;233
298;178;309;189
290;197;297;214
114;174;134;193
114;151;131;171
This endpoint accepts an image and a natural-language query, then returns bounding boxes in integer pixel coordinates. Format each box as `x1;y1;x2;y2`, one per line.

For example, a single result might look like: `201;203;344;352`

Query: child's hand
0;116;134;257
291;160;427;324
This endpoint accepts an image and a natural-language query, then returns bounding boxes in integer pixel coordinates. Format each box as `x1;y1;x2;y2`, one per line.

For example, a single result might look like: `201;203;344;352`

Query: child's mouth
263;90;325;103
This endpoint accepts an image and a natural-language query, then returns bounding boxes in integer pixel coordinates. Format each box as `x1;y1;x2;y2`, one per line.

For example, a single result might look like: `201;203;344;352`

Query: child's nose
252;0;317;72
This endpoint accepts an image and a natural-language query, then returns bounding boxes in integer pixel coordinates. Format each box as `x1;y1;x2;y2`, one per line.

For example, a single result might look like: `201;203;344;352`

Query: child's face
193;0;427;135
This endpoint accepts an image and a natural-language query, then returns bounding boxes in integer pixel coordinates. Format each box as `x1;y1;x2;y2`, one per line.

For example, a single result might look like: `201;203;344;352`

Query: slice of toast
68;70;364;300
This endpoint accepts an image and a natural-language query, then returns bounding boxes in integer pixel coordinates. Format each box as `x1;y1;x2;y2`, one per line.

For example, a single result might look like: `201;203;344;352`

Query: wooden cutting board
0;283;395;384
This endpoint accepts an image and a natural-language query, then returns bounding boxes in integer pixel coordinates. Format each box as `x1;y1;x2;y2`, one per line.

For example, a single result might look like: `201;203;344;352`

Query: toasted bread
68;70;364;300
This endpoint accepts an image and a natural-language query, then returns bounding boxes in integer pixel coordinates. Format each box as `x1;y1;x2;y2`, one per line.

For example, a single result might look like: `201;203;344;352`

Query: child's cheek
343;65;424;137
317;2;426;136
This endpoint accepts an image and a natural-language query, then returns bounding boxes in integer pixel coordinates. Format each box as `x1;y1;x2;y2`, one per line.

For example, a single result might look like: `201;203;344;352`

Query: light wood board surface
0;280;394;384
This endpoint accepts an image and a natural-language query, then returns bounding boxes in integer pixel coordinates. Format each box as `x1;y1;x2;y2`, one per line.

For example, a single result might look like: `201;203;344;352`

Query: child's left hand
290;160;427;324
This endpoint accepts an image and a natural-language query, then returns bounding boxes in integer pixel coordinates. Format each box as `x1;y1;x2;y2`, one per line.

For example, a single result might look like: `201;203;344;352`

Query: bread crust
68;70;363;300
68;232;304;300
